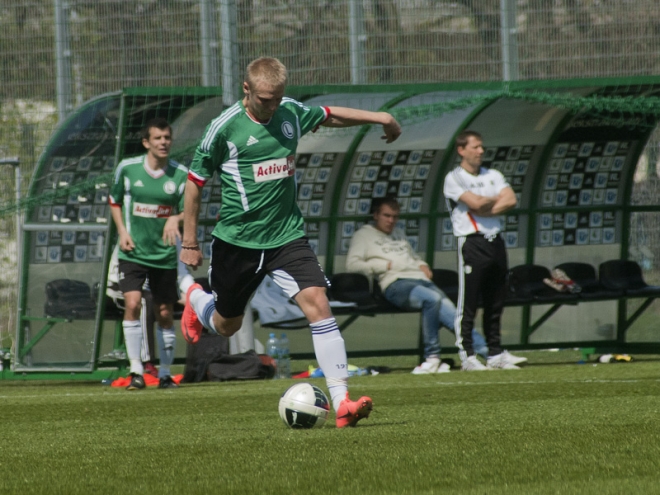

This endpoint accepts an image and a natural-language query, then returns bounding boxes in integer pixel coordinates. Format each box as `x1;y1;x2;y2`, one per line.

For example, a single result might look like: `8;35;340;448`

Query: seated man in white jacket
346;197;526;373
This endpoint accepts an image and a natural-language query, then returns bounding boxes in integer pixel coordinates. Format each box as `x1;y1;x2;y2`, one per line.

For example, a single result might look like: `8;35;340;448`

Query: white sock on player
310;317;349;411
156;325;176;378
190;289;218;333
123;320;144;375
178;274;195;296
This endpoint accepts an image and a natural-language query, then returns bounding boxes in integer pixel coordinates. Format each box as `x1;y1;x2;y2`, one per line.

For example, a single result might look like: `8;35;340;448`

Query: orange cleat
336;393;373;428
181;283;204;344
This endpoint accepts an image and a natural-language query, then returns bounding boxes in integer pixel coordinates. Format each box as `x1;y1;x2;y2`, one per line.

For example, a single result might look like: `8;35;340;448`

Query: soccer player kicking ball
179;57;401;427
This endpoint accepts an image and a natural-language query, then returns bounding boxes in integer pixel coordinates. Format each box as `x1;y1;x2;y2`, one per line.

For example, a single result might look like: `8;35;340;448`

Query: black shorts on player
117;260;179;305
210;236;328;318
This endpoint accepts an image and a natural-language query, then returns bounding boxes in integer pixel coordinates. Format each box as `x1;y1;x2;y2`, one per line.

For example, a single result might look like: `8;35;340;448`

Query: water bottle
278;333;291;379
266;333;280;379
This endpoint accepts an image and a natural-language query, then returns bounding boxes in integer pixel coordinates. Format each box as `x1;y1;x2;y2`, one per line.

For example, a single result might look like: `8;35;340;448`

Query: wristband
181;245;200;251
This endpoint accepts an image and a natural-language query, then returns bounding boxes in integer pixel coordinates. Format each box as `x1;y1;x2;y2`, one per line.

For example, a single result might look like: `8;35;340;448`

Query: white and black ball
278;382;330;429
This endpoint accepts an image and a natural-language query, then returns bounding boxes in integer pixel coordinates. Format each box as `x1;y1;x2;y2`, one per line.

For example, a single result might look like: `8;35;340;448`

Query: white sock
190;288;218;333
123;320;144;375
310;317;349;412
178;274;195;296
156;326;176;378
139;299;151;362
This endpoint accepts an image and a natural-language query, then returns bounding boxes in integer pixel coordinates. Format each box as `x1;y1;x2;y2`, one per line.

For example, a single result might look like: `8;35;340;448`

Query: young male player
109;118;188;390
179;57;401;427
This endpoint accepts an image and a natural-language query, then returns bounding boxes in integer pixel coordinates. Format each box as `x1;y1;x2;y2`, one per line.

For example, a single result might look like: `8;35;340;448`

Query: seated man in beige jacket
346;197;525;373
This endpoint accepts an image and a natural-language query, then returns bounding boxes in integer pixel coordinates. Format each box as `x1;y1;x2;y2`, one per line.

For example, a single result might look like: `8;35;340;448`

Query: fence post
220;0;240;106
349;0;367;85
500;0;519;81
54;0;73;121
200;0;220;86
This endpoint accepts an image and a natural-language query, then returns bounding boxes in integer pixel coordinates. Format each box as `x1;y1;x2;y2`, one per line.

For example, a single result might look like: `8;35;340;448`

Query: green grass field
2;351;660;495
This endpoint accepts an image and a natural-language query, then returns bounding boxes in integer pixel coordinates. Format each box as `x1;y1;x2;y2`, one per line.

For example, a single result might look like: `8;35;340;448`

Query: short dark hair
141;117;171;141
455;130;482;149
372;196;400;214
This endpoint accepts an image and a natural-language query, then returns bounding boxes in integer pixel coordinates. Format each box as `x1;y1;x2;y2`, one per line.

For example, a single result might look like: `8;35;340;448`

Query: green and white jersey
109;155;187;269
188;98;329;249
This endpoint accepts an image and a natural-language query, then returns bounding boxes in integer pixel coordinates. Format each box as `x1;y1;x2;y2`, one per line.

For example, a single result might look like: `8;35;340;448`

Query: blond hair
245;57;288;89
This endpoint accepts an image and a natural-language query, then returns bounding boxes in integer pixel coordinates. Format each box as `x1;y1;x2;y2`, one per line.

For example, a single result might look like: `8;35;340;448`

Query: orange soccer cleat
336;393;373;428
181;283;204;344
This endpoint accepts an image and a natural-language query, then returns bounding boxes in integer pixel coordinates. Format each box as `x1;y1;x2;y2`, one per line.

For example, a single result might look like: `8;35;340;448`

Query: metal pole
349;0;367;84
220;0;240;106
499;0;519;82
0;157;20;368
54;0;73;121
200;0;220;86
0;157;21;246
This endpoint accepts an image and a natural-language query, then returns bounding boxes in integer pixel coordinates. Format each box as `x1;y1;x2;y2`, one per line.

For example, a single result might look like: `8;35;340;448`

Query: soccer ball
278;382;330;429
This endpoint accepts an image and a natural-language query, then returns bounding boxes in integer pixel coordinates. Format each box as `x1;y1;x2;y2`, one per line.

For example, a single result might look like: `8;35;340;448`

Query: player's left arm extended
474;187;517;217
322;107;402;143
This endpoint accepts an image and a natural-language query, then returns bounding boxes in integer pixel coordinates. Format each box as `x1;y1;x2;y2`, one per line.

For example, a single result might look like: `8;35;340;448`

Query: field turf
1;351;660;494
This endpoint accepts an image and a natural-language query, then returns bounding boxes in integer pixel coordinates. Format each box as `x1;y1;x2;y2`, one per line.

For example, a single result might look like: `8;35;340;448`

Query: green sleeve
287;99;328;137
189;126;229;181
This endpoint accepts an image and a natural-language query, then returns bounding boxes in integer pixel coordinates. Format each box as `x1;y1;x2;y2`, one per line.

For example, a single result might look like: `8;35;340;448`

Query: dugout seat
329;273;379;311
554;262;623;300
431;268;459;305
507;264;579;305
599;260;660;297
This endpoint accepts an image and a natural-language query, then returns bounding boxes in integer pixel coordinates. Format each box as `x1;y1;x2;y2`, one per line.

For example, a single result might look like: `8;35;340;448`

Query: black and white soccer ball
278;382;330;429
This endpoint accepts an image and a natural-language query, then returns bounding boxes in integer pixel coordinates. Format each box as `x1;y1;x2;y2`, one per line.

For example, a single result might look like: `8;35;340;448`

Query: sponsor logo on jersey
247;135;259;146
281;121;294;139
133;202;173;218
253;156;295;183
163;180;176;194
134;180;144;187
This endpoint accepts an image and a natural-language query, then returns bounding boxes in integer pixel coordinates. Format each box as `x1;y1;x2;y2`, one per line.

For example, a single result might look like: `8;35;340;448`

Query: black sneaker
158;376;179;389
126;373;145;391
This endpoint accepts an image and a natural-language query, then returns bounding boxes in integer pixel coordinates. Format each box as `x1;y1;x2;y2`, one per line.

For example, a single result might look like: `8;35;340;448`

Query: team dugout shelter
7;78;660;379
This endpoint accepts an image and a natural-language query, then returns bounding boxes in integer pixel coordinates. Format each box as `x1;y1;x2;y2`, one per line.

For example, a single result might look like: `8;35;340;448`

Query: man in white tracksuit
443;130;523;371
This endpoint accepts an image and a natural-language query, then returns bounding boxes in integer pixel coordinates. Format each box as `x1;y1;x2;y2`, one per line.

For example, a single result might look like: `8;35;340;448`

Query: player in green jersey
180;57;401;427
109;117;188;390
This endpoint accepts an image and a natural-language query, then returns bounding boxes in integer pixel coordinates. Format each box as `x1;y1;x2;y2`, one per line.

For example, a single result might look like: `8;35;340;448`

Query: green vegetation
1;351;660;494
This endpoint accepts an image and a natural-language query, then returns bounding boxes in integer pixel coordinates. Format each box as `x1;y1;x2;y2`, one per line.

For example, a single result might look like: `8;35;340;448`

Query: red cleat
336;393;373;428
181;283;204;344
143;362;158;378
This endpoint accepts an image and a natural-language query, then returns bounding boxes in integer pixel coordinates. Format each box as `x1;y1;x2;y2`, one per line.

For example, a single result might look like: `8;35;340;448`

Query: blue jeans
384;278;488;359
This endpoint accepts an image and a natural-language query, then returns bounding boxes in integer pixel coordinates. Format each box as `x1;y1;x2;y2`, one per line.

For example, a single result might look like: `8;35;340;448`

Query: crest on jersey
281;121;294;139
163;180;176;194
464;265;472;274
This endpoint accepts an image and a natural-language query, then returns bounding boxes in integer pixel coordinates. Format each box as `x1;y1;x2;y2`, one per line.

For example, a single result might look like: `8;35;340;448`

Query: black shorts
210;236;328;318
117;260;179;305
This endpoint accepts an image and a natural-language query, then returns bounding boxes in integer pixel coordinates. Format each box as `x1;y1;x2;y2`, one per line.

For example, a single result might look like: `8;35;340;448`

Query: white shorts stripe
270;269;302;299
